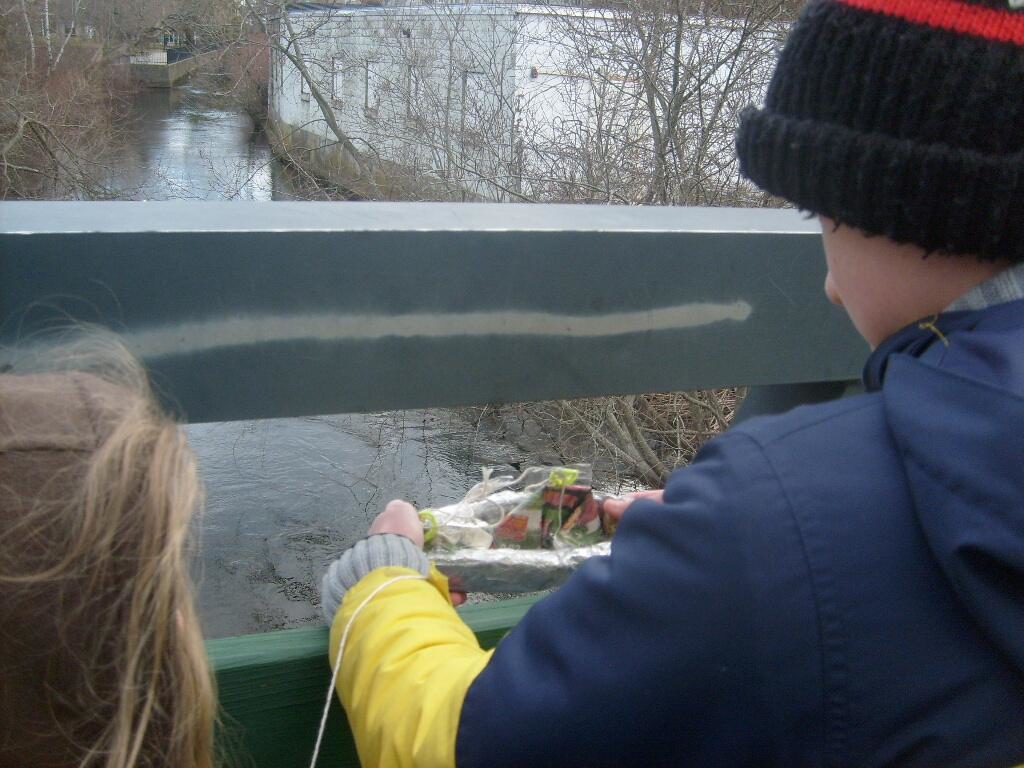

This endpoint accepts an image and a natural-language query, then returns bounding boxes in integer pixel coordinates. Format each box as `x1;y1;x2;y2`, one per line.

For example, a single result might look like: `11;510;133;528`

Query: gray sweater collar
946;263;1024;313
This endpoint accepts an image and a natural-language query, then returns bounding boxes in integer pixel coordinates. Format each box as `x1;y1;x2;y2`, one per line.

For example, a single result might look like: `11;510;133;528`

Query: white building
270;3;781;202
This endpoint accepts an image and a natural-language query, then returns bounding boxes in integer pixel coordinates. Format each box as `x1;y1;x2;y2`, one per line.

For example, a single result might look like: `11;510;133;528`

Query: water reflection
109;85;285;201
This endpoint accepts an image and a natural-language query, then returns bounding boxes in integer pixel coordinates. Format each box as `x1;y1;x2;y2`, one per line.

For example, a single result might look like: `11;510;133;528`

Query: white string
308;573;428;768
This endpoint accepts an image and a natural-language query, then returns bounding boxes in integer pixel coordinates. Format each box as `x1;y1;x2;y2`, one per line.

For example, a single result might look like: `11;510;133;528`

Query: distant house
270;3;779;201
129;22;207;85
61;21;97;38
131;23;198;59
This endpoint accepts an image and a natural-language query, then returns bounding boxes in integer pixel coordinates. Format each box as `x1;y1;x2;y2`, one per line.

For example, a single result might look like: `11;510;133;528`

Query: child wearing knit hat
737;0;1024;347
739;0;1023;264
0;343;216;768
320;3;1024;766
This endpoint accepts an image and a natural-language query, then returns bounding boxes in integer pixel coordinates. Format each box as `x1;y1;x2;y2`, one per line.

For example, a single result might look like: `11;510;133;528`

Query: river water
115;84;532;637
110;85;281;201
189;411;531;638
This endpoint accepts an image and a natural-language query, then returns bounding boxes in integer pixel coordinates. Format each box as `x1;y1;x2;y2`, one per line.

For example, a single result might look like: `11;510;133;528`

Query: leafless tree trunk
52;0;84;72
19;0;36;73
42;0;53;71
277;2;366;178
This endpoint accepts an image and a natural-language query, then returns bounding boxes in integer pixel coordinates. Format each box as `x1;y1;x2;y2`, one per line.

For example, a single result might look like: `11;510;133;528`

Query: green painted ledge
207;595;541;768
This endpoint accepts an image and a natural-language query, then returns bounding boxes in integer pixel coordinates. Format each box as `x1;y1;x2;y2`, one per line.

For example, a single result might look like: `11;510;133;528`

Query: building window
460;71;485;121
364;60;383;117
332;57;344;107
404;64;419;118
300;57;311;102
461;70;488;149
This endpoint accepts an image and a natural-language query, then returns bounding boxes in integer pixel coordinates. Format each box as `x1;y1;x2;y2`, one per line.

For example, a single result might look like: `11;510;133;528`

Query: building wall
131;49;168;65
269;4;781;202
272;4;521;200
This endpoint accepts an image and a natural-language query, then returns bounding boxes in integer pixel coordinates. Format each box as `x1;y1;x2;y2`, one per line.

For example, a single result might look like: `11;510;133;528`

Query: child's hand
368;500;467;606
602;489;664;523
368;499;424;547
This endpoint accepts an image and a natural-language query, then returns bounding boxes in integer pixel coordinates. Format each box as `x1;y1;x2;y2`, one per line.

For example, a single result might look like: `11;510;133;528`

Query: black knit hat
736;0;1024;262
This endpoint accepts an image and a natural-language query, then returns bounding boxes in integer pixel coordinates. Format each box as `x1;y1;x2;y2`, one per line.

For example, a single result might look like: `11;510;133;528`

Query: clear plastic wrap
421;465;617;593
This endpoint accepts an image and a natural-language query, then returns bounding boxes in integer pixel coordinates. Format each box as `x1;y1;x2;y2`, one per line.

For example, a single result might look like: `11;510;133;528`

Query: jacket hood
876;301;1024;675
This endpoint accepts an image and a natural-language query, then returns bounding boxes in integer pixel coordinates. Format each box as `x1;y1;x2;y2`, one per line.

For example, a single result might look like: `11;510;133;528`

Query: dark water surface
109;84;282;200
113;84;523;637
188;412;524;638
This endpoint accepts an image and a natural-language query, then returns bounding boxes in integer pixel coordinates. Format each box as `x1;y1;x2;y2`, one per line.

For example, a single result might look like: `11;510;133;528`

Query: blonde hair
0;334;216;768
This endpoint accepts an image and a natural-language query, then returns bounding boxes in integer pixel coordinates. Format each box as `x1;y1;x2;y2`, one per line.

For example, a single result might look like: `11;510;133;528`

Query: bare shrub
1;49;136;199
477;388;744;488
211;34;271;126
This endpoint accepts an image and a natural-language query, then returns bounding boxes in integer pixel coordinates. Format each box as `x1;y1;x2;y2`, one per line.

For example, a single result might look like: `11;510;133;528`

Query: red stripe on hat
838;0;1024;44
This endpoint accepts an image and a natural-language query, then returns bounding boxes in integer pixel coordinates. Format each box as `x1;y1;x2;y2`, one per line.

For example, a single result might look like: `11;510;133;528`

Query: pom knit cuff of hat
736;0;1024;263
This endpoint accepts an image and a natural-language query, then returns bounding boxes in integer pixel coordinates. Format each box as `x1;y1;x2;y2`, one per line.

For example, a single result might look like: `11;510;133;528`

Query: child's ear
824;271;843;307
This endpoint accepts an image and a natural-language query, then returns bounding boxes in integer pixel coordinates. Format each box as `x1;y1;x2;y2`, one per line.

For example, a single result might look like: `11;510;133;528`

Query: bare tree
515;0;788;205
239;0;786;206
0;4;135;200
184;0;382;197
0;0;234;198
192;0;789;478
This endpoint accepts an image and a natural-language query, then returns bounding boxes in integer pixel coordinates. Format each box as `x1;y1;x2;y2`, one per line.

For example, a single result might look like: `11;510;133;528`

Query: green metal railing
1;201;867;767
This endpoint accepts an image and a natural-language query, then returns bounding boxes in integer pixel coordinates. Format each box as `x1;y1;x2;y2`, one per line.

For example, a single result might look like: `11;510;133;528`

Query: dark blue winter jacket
456;298;1024;767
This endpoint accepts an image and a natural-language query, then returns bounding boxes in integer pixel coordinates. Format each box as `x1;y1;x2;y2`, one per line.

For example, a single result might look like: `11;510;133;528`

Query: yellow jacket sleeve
329;565;493;768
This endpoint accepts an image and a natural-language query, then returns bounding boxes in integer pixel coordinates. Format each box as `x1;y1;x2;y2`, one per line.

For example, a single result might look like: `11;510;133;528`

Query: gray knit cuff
320;533;430;622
